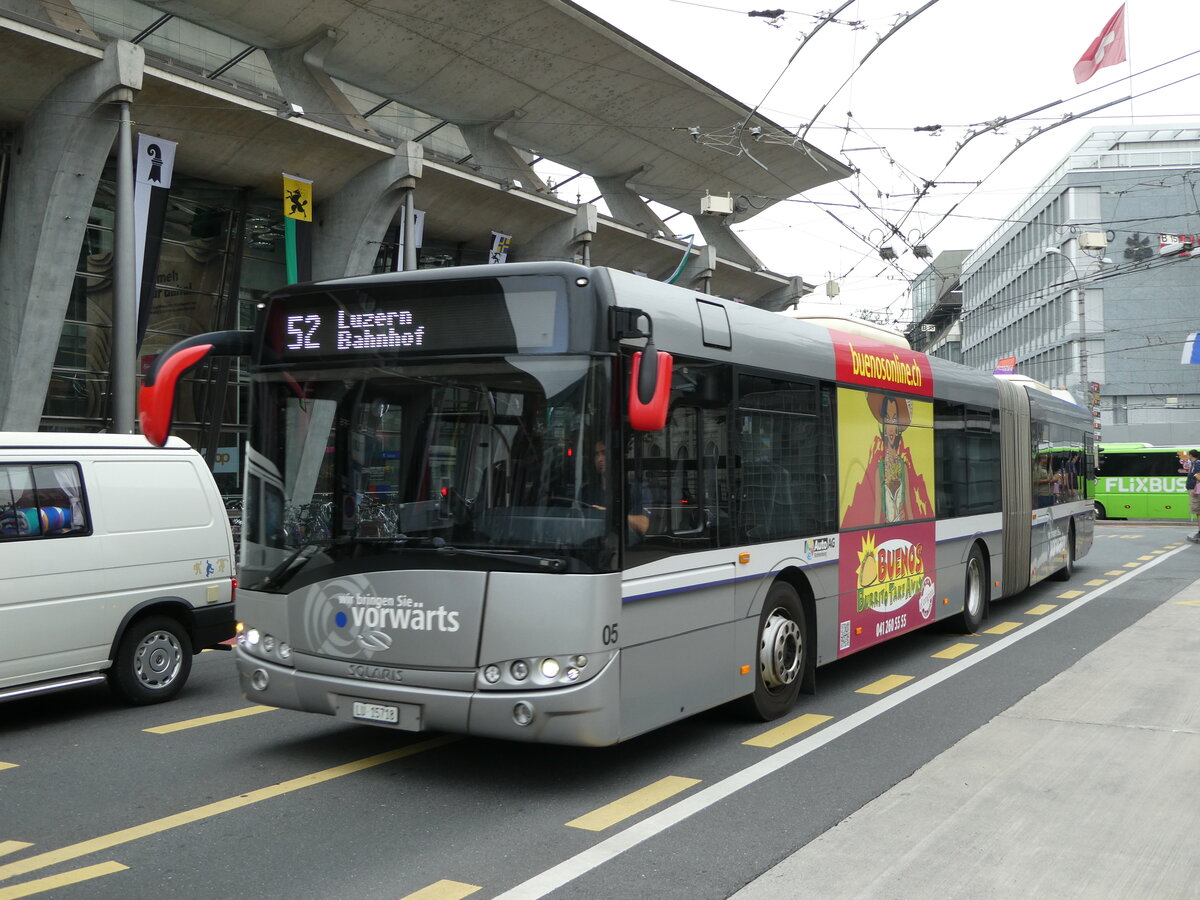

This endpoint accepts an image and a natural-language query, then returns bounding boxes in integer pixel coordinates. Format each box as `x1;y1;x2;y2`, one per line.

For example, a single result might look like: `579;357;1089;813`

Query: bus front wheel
740;581;807;721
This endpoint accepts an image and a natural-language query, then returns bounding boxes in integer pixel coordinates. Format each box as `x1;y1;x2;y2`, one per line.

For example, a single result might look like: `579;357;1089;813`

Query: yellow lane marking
1137;555;1155;561
0;846;30;859
1150;550;1166;555
1123;562;1141;568
0;764;17;772
984;622;1022;635
0;735;458;883
856;674;913;696
1084;579;1108;586
1025;604;1057;616
1176;599;1200;607
144;705;275;734
0;861;127;900
399;880;482;900
932;643;977;660
1057;590;1085;599
1104;570;1125;576
566;776;701;832
744;713;833;748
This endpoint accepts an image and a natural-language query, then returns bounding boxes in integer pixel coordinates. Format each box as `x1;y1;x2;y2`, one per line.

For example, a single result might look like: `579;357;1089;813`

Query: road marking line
855;674;913;695
931;643;977;660
0;764;17;772
0;861;127;899
1176;599;1200;607
1123;562;1141;568
492;545;1188;900
1150;550;1166;555
0;735;458;883
399;880;482;900
1104;570;1125;576
566;777;701;832
984;621;1022;635
1084;579;1108;586
1025;604;1057;616
0;846;30;859
1057;590;1084;599
743;713;833;748
1137;555;1155;561
143;705;275;734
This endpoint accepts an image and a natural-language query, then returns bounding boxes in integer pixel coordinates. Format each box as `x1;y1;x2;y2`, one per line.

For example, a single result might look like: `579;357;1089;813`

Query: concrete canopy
141;0;852;217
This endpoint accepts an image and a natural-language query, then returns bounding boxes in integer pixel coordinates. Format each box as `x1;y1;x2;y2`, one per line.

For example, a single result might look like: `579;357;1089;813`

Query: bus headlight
539;658;561;679
476;651;614;689
510;660;529;681
484;664;501;684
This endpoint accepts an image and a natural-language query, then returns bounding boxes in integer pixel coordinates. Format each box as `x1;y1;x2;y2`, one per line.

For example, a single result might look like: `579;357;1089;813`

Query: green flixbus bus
139;262;1095;746
1089;442;1199;520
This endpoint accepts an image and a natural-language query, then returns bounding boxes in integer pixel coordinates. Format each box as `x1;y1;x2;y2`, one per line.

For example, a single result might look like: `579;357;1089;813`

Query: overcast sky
567;0;1198;321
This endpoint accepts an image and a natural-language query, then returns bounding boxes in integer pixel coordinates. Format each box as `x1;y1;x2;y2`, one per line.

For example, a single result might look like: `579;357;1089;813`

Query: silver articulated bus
140;262;1094;746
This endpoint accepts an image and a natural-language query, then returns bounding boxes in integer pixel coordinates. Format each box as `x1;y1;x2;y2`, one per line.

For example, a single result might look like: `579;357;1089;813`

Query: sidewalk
732;580;1200;899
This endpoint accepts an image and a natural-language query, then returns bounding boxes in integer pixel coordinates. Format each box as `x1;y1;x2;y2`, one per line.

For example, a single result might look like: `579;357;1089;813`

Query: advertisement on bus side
837;524;937;656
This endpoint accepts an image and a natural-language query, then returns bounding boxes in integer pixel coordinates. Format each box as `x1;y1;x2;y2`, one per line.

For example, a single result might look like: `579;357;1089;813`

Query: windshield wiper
351;534;447;547
435;544;567;572
254;539;336;590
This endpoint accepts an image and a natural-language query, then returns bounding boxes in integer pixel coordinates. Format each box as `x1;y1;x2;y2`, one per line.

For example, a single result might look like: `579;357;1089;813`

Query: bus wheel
109;615;193;705
1094;502;1107;520
1051;528;1075;581
740;581;806;721
952;547;988;633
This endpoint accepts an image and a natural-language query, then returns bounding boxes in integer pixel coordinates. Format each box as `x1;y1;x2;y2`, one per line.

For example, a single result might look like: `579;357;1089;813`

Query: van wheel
739;581;806;721
951;546;989;632
110;616;193;705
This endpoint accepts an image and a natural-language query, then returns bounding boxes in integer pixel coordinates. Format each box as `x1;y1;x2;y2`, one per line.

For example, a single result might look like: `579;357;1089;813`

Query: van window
94;460;213;532
0;462;90;539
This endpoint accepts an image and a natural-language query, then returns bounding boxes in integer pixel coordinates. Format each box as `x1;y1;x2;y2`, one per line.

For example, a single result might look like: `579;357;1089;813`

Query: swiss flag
1073;5;1127;83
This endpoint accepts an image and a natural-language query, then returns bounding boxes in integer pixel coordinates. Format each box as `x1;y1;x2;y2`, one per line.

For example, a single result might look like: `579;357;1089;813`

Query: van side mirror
139;330;253;446
629;343;673;432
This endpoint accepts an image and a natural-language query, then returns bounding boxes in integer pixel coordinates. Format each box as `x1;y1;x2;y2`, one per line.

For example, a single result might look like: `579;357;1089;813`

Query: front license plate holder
343;698;422;730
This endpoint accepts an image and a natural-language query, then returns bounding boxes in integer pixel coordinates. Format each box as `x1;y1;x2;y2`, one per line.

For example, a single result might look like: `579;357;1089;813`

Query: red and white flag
1073;4;1127;83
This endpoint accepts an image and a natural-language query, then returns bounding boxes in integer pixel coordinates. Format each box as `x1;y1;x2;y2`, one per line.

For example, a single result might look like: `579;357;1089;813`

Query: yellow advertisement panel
837;387;935;529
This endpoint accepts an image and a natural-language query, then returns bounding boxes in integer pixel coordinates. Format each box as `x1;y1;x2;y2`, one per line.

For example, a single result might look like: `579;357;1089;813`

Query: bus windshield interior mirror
139;330;254;446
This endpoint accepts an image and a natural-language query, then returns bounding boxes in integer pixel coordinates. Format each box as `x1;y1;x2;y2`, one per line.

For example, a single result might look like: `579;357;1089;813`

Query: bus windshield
242;354;616;589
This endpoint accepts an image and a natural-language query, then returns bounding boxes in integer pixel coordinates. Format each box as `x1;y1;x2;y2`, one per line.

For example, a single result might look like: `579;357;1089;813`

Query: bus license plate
352;701;399;724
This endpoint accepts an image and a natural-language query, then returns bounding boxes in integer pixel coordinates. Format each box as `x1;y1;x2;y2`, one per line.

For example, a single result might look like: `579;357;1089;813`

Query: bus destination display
267;282;563;361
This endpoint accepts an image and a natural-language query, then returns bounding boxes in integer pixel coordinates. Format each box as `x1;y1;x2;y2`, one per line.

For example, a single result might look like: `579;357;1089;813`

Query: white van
0;433;236;705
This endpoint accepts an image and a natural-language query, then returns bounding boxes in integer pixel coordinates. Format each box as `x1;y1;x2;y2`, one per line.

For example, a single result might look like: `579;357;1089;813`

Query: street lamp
1044;248;1109;404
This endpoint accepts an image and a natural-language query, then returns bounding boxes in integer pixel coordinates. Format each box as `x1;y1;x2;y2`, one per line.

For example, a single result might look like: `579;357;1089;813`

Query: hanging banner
488;231;512;264
994;356;1017;374
133;134;177;351
283;173;313;284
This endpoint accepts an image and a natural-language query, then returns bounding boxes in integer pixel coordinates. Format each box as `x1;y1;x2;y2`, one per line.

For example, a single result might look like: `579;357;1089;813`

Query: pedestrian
1184;449;1200;542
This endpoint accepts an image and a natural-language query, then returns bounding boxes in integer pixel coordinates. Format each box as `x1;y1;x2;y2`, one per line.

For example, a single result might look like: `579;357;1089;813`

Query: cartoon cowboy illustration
842;391;933;527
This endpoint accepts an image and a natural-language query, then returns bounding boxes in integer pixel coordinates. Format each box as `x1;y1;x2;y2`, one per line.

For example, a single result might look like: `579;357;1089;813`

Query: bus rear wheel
951;547;988;633
740;581;807;721
1051;527;1075;581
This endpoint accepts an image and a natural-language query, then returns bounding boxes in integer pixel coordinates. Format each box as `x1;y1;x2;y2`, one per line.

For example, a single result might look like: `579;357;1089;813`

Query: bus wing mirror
139;330;253;446
629;344;673;432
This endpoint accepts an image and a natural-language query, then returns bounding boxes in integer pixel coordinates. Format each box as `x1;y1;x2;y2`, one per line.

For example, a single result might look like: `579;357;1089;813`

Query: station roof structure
134;0;852;217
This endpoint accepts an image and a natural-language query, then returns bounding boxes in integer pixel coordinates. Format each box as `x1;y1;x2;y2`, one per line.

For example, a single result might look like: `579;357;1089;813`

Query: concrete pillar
263;28;379;139
457;115;549;194
755;276;812;312
0;41;143;432
694;214;765;271
684;244;717;294
521;204;597;264
594;170;672;236
311;142;424;280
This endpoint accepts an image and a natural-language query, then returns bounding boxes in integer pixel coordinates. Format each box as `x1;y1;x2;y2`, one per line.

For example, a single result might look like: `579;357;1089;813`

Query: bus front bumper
236;648;622;747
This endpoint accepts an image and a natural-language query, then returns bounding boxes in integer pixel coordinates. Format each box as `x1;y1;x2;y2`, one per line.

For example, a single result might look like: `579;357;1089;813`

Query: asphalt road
1;521;1193;900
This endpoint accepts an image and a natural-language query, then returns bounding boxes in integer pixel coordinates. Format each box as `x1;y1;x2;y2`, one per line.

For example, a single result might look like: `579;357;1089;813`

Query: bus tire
951;546;988;633
109;615;193;705
1051;527;1075;581
739;580;806;721
1094;502;1107;520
